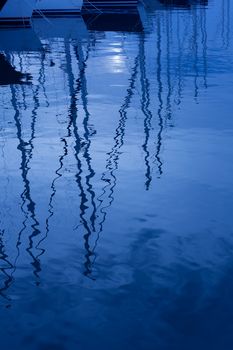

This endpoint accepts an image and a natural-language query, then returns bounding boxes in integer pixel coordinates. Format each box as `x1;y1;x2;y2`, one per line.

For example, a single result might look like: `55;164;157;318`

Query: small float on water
0;0;36;27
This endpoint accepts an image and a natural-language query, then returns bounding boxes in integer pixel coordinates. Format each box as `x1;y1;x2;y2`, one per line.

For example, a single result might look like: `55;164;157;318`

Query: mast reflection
64;36;96;278
139;34;153;189
11;82;42;285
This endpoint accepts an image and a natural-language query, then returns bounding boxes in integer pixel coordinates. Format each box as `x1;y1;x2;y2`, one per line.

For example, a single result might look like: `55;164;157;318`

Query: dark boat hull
0;17;31;28
0;53;31;85
83;12;142;32
82;0;138;11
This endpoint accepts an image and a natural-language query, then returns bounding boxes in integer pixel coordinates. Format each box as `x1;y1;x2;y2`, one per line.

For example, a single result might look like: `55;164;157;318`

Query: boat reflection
83;12;143;32
143;0;208;11
0;27;42;86
0;0;36;27
0;53;31;85
32;16;88;41
0;28;42;52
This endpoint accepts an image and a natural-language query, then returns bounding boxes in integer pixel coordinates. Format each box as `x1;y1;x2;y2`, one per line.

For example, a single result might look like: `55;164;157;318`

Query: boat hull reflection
83;12;143;32
82;0;138;12
33;16;88;40
0;27;42;51
33;0;83;17
0;53;31;85
0;0;36;27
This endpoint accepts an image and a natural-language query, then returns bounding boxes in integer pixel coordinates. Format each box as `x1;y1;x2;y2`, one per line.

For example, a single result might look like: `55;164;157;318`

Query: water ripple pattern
0;1;233;349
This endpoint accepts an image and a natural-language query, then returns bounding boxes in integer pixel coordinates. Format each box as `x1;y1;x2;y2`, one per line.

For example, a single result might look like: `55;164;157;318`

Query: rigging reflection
33;17;90;270
65;38;94;278
139;34;153;189
0;80;41;302
11;81;42;285
154;14;163;177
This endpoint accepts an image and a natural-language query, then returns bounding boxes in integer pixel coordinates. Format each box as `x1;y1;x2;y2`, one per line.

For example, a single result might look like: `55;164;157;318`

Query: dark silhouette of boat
82;0;138;12
83;12;143;32
0;53;30;85
0;0;7;11
158;0;208;7
142;0;208;11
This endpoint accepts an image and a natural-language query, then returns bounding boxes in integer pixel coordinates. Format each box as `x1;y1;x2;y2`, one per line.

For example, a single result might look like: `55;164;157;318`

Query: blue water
0;1;233;349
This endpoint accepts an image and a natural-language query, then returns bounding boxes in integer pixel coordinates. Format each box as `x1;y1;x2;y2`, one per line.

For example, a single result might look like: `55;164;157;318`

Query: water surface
0;1;233;349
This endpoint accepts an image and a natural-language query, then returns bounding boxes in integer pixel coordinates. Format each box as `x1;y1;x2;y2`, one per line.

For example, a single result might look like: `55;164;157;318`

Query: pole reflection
11;82;41;285
139;34;153;189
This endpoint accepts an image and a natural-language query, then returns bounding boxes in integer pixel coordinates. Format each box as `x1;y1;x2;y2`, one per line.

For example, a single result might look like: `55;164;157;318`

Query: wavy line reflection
11;79;41;286
139;35;153;190
152;15;164;177
63;38;97;279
